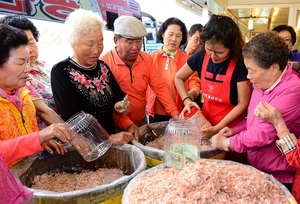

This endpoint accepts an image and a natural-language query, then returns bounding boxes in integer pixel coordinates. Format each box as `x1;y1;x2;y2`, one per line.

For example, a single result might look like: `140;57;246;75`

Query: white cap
114;15;147;39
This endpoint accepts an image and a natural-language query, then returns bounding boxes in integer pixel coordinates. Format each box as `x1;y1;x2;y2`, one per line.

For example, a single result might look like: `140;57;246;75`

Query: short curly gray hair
64;9;105;45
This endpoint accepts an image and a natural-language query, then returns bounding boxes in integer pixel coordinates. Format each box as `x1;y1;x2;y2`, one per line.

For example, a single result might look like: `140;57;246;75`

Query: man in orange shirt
101;16;180;126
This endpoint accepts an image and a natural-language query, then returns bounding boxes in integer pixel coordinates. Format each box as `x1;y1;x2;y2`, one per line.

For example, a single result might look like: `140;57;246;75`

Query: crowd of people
1;8;300;203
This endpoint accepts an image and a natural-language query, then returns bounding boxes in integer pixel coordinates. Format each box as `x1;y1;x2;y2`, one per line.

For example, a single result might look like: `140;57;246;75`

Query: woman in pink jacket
212;31;300;191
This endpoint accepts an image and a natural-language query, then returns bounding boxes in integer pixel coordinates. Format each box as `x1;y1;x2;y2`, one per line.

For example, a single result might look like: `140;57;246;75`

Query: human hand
218;126;234;137
114;95;130;114
38;123;71;143
179;102;200;118
109;132;134;145
211;134;230;151
255;102;290;137
38;123;71;154
201;126;218;139
42;140;67;155
126;124;139;140
254;102;283;125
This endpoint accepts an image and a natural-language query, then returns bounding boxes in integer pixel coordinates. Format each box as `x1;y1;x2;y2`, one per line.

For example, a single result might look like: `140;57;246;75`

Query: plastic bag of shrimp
122;159;296;204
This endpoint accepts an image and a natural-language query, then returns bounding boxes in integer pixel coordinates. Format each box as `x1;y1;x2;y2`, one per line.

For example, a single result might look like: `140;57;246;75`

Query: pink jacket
0;132;43;167
230;66;300;183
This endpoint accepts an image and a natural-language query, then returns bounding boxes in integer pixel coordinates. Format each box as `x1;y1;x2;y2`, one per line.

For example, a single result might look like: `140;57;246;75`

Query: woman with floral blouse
51;9;139;144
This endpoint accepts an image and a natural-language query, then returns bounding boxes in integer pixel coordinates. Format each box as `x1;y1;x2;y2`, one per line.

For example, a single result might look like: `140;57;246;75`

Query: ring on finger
255;111;261;117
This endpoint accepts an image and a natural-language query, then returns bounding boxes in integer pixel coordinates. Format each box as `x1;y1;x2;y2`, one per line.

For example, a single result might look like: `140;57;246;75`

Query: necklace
70;57;97;70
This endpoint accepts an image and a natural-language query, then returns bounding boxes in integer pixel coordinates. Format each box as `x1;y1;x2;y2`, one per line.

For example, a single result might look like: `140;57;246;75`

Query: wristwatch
225;138;231;151
276;133;297;154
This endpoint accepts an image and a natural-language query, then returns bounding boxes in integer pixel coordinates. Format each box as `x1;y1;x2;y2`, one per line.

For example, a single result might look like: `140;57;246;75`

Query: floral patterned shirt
25;60;57;129
51;57;126;134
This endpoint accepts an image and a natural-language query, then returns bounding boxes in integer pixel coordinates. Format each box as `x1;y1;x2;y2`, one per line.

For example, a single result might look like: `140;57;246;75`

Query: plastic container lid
183;106;200;119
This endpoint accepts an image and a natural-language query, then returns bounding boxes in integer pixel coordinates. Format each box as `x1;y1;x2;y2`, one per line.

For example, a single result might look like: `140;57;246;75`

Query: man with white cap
101;15;180;126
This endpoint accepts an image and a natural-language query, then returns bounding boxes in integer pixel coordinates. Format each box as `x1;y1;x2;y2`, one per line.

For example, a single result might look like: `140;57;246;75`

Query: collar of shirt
0;88;23;111
110;47;143;67
264;67;286;94
162;46;176;58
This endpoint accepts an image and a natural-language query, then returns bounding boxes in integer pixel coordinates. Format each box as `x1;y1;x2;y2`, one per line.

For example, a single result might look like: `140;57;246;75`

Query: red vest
200;53;241;127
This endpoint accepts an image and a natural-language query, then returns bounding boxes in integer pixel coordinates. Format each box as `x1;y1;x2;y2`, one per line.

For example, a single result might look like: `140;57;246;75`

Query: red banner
0;0;140;22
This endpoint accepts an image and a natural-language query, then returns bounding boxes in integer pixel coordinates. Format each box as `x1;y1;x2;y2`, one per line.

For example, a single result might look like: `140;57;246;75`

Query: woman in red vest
175;14;252;139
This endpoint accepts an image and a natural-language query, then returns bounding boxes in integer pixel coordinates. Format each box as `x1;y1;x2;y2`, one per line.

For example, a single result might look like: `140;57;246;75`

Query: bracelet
182;96;192;104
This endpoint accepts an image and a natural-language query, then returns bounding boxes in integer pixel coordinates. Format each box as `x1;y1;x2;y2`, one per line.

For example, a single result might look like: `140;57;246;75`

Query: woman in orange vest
175;14;252;139
148;17;200;123
0;24;66;165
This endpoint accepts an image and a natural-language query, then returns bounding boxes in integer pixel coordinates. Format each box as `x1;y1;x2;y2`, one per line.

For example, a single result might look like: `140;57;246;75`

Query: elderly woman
0;15;63;129
175;14;251;139
148;17;200;123
212;31;300;191
0;24;69;166
51;9;139;144
272;25;300;75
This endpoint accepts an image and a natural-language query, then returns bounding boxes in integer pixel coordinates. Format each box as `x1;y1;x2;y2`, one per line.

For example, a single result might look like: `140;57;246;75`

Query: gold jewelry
70;57;97;70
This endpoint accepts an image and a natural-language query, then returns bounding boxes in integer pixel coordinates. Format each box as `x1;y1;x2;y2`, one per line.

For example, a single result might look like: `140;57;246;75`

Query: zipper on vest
21;113;25;123
165;57;170;70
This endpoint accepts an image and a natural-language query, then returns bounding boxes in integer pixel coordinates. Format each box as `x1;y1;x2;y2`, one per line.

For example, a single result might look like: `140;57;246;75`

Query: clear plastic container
164;118;201;169
66;111;112;162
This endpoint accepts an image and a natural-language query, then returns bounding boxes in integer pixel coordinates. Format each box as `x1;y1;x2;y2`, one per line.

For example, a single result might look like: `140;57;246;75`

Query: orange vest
0;87;38;141
201;53;241;127
149;49;200;116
